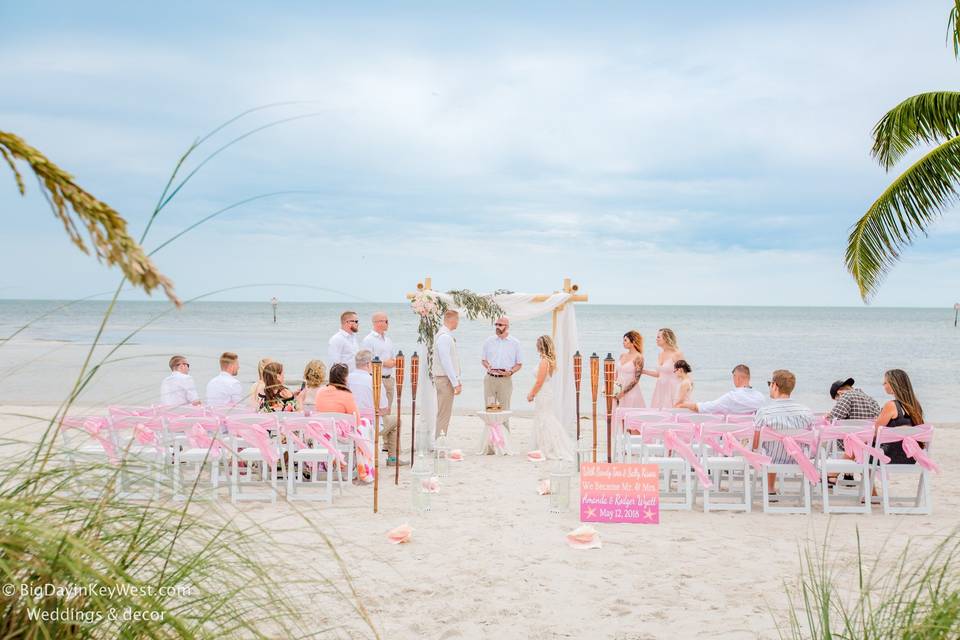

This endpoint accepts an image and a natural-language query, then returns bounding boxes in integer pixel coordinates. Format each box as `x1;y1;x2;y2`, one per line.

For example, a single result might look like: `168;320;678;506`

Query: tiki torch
409;352;420;467
394;351;405;486
573;351;582;442
372;356;382;513
604;353;615;463
590;353;600;463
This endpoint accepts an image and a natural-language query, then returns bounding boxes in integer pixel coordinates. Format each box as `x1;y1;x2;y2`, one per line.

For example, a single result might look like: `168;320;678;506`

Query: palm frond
871;92;960;170
847;134;960;302
0;131;179;306
949;0;960;58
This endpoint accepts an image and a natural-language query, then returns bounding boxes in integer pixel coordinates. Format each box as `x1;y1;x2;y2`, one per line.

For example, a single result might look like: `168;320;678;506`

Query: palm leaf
846;134;960;301
949;0;960;58
872;92;960;170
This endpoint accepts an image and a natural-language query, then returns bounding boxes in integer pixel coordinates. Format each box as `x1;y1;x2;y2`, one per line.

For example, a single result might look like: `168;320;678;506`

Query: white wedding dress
532;371;575;461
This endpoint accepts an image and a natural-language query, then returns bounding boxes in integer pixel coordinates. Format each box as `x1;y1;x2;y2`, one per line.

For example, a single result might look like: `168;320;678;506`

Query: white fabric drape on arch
415;291;579;449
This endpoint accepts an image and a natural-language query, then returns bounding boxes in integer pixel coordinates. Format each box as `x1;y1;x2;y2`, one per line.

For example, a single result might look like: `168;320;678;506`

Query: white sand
3;406;958;639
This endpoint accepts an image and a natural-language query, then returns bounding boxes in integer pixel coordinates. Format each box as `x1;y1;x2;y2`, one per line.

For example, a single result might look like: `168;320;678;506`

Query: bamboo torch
573;351;582;442
409;352;420;467
394;351;405;485
604;353;615;463
590;353;600;463
372;356;382;513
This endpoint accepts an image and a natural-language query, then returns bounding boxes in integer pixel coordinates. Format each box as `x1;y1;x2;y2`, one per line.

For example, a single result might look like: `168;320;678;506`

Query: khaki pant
483;374;513;430
379;414;399;456
435;375;454;438
382;375;396;415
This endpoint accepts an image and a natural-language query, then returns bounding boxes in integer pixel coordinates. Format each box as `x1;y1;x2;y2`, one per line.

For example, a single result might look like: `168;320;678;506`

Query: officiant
481;317;522;430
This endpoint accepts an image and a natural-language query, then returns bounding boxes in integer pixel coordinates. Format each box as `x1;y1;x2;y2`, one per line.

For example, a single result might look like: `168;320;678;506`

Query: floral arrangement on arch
410;288;505;381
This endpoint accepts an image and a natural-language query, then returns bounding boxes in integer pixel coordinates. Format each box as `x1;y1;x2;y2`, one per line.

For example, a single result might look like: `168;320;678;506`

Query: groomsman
327;310;360;372
361;311;397;411
481;316;522;430
433;310;461;438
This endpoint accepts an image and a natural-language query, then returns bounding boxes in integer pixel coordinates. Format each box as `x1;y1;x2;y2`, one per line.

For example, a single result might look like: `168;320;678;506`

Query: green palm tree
846;1;960;301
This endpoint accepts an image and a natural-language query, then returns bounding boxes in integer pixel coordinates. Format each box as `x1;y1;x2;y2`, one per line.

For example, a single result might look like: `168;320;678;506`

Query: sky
2;0;959;307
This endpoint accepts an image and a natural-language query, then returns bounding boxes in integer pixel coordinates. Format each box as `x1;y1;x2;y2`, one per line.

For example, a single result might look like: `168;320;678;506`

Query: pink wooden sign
580;463;659;524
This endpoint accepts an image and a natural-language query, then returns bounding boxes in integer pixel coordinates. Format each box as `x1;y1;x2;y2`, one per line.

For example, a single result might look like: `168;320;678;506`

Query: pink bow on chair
721;433;771;471
64;416;118;464
233;423;277;466
842;433;889;465
301;421;346;466
899;437;939;472
663;430;712;489
188;423;222;456
761;428;820;484
132;422;160;447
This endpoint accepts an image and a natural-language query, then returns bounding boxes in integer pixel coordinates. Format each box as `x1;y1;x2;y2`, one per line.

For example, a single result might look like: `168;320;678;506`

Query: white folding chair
165;416;225;500
875;425;937;515
818;424;877;514
60;415;119;498
281;416;340;503
635;422;700;511
699;424;765;512
225;416;281;503
109;415;166;500
621;413;674;463
758;427;820;514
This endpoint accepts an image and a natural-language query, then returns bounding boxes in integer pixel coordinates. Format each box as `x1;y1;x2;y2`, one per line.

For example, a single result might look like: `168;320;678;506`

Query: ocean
1;300;957;421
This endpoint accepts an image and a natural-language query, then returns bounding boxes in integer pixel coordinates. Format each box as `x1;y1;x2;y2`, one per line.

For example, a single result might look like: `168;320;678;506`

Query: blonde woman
615;330;646;408
644;328;685;409
249;357;274;409
297;359;327;411
526;335;574;461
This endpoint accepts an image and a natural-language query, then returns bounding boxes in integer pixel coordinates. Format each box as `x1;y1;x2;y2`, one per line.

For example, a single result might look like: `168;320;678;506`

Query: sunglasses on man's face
495;323;506;327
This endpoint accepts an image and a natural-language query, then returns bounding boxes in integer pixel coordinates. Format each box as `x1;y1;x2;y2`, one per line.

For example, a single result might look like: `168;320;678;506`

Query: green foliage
847;4;960;302
779;528;960;639
411;289;504;376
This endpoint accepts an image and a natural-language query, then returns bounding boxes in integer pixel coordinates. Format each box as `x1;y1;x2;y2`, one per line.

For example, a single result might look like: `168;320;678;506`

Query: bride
526;335;575;461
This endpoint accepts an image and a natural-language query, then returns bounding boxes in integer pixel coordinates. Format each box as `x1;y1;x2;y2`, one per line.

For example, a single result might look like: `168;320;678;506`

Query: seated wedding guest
827;377;880;422
674;360;694;405
754;369;814;493
348;350;402;464
313;363;359;419
297;359;327;410
160;355;201;406
676;364;765;414
206;352;242;407
258;361;299;413
875;369;926;464
249;357;274;409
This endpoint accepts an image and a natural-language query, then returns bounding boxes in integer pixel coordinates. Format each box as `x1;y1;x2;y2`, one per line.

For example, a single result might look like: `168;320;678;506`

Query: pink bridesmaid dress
615;358;645;408
649;356;680;409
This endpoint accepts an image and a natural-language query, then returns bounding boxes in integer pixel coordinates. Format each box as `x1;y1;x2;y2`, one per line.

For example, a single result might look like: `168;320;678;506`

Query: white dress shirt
205;371;242;407
482;335;522;371
160;371;199;406
328;329;360;372
432;326;460;386
347;369;389;412
361;330;395;376
697;386;766;415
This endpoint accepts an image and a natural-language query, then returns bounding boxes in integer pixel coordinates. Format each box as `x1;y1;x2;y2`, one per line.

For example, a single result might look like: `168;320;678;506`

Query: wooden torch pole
394;351;405;485
409;352;420;467
589;353;600;463
604;353;615;463
573;351;582;442
372;356;382;513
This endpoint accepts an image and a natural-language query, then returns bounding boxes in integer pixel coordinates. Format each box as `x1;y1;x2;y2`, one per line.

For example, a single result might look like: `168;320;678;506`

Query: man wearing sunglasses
160;354;201;406
481;316;522;431
328;310;361;372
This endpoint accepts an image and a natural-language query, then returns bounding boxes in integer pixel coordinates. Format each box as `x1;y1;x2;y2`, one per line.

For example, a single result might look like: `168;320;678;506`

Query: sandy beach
3;406;957;639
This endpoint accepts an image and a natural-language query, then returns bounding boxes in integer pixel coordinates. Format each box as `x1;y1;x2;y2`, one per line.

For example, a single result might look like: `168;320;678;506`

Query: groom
433;310;461;438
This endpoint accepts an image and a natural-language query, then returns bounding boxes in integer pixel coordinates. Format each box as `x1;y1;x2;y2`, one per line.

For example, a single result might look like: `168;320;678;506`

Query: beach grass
779;527;960;639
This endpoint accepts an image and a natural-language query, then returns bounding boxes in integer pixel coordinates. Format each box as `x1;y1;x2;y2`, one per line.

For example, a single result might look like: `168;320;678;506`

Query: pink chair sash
132;421;161;447
662;430;712;489
876;426;938;472
187;423;223;456
62;416;117;463
760;428;820;483
228;422;278;466
700;427;770;471
345;419;372;459
281;421;345;466
489;421;506;449
819;427;890;465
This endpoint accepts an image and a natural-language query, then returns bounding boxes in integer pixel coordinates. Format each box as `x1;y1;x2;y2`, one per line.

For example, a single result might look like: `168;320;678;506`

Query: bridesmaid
615;330;646;408
644;328;685;409
673;360;694;406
